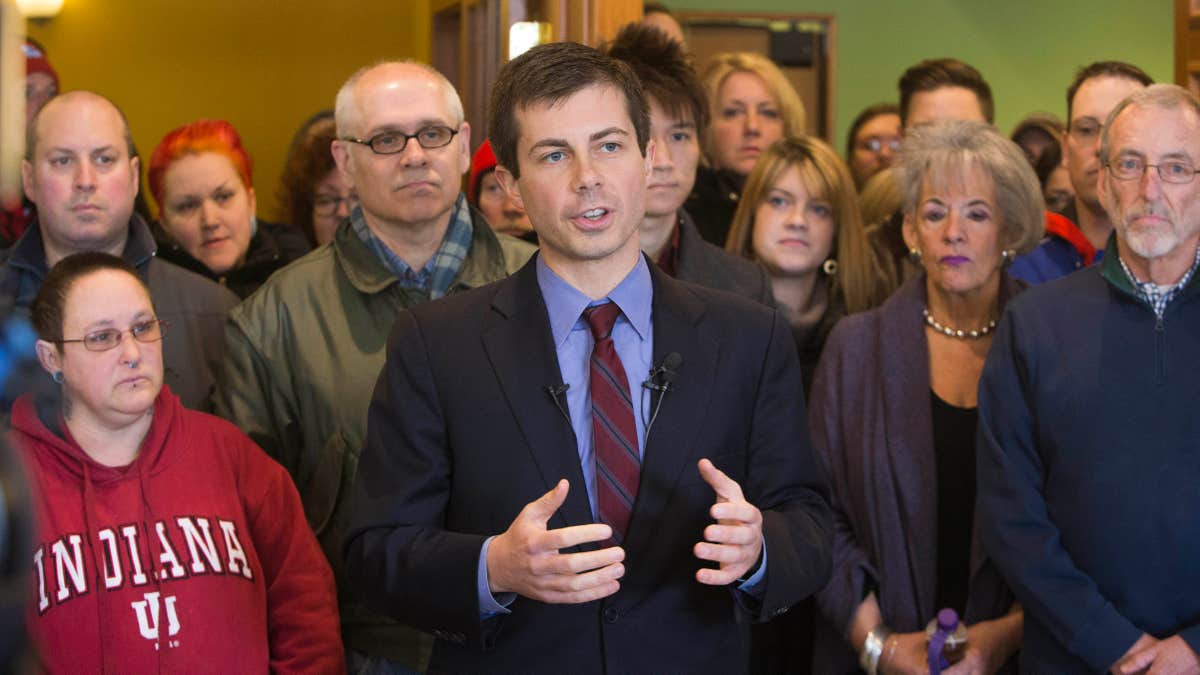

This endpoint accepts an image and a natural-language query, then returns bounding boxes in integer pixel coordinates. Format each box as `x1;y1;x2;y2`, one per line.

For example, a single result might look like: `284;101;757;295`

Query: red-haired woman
148;119;310;298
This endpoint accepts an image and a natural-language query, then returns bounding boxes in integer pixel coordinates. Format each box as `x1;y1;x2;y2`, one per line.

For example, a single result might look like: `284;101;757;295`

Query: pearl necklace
922;307;996;339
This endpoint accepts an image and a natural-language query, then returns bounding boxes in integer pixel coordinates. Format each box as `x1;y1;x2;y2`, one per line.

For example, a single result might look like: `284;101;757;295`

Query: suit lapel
622;267;717;562
878;279;937;620
481;260;594;533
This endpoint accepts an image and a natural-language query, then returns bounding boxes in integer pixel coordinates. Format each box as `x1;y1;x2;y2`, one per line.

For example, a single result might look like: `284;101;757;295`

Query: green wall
671;0;1173;150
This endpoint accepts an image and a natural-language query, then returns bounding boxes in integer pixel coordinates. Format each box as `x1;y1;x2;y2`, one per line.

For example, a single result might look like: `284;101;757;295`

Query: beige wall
27;0;431;221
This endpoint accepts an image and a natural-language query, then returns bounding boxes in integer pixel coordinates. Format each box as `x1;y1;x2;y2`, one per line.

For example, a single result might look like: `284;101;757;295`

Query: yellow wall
27;0;431;221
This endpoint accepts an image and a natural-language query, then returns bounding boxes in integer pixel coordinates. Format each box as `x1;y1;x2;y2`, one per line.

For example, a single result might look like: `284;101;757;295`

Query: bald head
21;90;141;264
26;91;134;161
334;61;464;138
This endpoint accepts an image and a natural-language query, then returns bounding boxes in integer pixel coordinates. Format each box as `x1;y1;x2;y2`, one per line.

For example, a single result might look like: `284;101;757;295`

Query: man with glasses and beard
979;84;1200;674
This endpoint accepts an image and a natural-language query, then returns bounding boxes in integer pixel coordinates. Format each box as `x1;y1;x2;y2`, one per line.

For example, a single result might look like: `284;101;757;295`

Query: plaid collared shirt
1117;241;1200;319
350;193;474;299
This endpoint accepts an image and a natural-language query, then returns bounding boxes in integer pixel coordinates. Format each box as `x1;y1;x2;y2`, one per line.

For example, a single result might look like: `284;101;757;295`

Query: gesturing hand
693;458;764;585
486;479;625;604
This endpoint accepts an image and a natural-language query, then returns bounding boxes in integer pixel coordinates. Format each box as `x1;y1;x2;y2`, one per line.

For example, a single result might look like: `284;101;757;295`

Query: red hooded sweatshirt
9;386;345;674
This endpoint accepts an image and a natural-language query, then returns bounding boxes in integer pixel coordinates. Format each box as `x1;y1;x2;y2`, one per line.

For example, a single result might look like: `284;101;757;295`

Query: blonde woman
688;52;807;245
726;136;884;393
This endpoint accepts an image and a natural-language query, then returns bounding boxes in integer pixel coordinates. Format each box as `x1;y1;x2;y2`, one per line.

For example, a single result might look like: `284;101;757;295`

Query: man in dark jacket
2;91;237;411
1010;61;1153;284
345;41;830;675
602;23;773;306
979;84;1200;674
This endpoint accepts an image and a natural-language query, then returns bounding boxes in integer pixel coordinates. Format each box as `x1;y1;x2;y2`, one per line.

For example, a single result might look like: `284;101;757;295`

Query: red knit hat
468;140;498;206
23;40;58;88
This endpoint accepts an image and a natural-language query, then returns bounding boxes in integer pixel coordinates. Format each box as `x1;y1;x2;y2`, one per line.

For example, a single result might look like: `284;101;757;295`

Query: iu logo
131;591;181;641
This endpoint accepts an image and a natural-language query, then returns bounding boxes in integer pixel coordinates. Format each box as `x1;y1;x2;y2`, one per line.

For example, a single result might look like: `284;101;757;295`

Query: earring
1001;248;1016;263
822;258;839;276
52;371;63;384
909;247;922;264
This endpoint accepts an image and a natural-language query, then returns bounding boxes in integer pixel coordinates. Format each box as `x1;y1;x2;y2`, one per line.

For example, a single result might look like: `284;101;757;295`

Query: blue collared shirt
537;254;655;515
475;253;764;616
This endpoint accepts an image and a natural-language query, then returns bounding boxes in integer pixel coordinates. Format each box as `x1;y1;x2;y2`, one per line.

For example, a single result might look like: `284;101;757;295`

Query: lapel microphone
642;352;683;394
641;352;683;435
546;384;570;422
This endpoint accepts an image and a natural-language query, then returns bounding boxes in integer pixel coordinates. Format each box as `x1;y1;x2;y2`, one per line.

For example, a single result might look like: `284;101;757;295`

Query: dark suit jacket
674;209;775;307
345;255;832;674
809;275;1020;674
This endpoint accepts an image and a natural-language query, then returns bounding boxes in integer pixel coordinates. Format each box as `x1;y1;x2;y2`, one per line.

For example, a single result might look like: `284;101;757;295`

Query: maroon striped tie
584;301;640;543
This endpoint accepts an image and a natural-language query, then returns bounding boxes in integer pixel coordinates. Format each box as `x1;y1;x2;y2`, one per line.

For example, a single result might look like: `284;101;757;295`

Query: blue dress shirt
476;253;764;617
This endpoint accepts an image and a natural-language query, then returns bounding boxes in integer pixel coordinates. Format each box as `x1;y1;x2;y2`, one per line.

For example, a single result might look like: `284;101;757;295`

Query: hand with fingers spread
486;479;626;604
693;458;764;585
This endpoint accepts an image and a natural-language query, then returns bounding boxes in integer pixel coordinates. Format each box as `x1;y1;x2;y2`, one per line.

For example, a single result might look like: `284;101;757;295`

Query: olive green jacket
216;215;535;666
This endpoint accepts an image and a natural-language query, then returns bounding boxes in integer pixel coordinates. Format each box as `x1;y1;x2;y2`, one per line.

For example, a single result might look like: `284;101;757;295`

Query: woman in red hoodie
9;252;344;673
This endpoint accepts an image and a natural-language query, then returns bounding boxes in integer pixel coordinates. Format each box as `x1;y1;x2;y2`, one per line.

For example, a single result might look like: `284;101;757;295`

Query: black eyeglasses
341;126;458;155
1105;156;1200;184
58;319;168;352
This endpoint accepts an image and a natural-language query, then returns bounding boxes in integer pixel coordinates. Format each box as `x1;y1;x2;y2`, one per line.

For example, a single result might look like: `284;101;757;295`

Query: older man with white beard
977;83;1200;675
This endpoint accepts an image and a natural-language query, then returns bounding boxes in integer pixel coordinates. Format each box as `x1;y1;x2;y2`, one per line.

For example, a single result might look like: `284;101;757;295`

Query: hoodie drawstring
80;461;118;675
137;457;165;675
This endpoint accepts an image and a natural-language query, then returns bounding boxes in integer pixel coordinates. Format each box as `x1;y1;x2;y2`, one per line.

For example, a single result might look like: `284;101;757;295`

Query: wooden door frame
676;10;837;143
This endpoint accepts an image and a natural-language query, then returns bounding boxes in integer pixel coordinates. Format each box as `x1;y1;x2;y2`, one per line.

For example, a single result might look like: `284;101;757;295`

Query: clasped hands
485;458;763;603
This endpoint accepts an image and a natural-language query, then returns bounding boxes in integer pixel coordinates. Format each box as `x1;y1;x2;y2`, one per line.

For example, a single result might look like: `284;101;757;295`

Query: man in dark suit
344;41;831;674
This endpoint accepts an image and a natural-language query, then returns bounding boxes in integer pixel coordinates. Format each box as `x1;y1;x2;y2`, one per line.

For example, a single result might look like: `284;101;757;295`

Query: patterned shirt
350;193;474;299
1117;241;1200;319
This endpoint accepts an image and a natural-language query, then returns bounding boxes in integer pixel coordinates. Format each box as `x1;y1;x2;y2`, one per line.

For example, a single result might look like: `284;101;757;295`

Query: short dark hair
644;2;674;17
602;23;708;133
897;58;994;127
488;41;650;179
31;252;143;344
1065;61;1153;125
845;102;900;159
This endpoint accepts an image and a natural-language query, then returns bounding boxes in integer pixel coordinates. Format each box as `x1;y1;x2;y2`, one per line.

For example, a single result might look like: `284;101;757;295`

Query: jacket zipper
1155;313;1166;385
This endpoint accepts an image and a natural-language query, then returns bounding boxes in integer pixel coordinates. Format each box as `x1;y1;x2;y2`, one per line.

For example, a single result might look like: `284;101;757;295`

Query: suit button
604;606;619;623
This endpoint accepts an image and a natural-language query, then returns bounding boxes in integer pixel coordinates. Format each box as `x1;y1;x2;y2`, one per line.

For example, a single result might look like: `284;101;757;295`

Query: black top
152;218;311;299
930;390;978;613
684;166;744;246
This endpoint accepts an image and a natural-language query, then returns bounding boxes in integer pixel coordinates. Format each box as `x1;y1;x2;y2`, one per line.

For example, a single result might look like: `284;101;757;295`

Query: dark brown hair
32;252;144;344
898;58;993;128
278;111;337;245
1065;61;1152;125
602;22;708;134
487;41;650;179
845;102;900;159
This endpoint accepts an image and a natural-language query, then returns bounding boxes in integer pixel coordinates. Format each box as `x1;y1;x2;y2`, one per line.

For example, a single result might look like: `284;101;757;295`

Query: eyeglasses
313;193;358;216
58;319;168;352
1105;156;1200;184
340;126;459;155
857;136;901;154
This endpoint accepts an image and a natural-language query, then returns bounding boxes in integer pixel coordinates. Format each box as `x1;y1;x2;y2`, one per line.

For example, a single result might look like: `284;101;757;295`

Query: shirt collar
536;253;653;348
